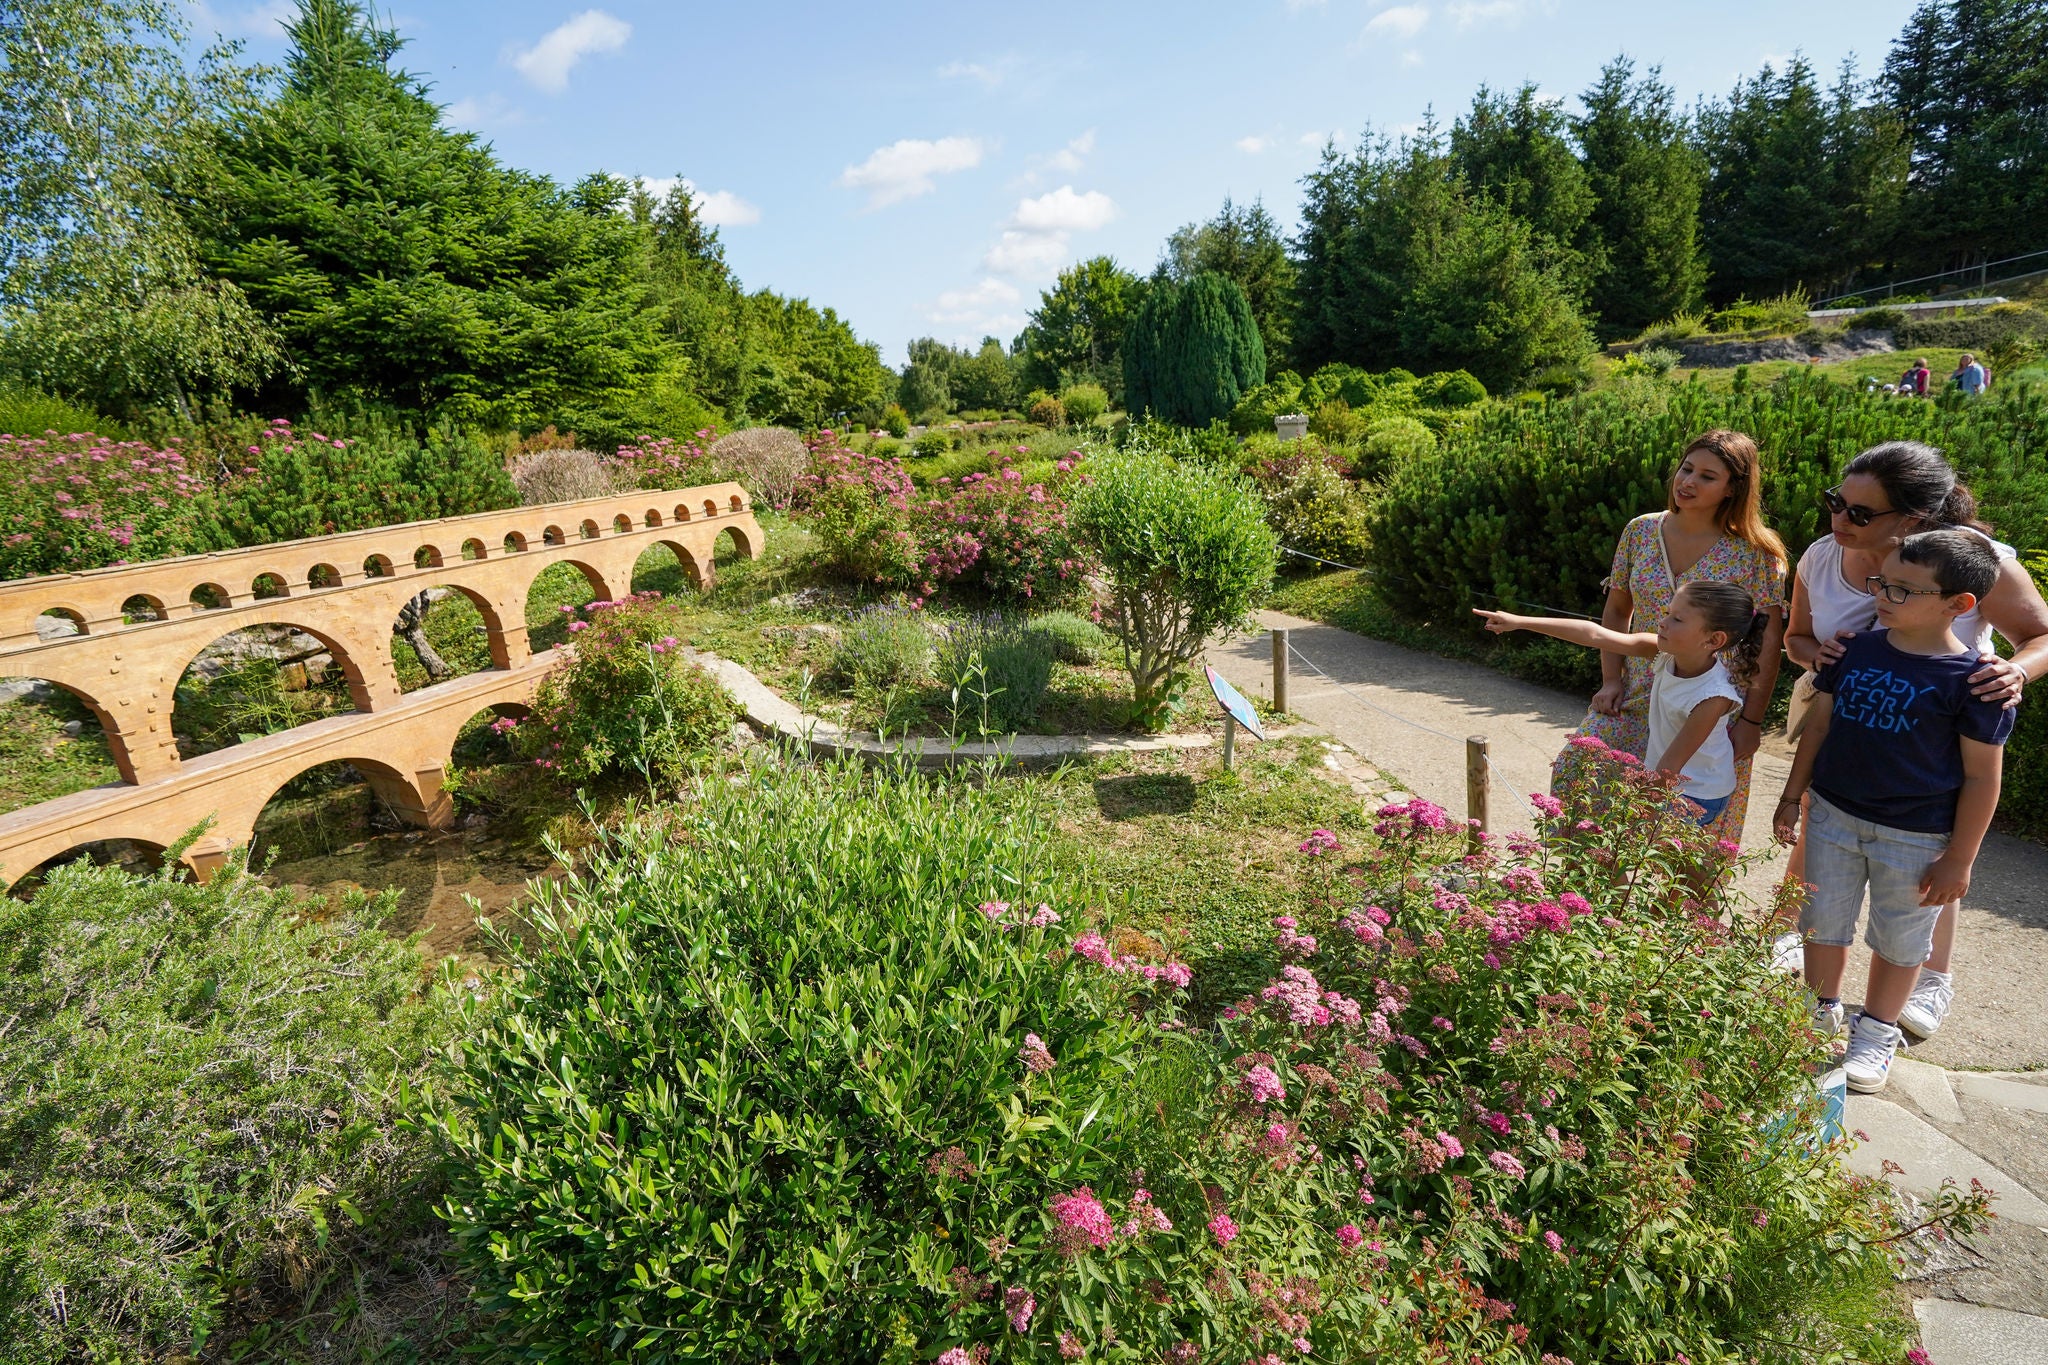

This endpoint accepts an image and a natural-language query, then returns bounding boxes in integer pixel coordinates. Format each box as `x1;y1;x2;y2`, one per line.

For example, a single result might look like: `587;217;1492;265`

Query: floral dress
1552;512;1786;847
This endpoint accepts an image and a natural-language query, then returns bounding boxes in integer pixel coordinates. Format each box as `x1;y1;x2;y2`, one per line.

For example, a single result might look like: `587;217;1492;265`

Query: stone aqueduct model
0;482;762;889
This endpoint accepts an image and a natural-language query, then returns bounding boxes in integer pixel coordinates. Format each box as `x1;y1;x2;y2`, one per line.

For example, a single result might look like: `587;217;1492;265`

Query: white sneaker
1811;998;1846;1037
1844;1014;1903;1093
1769;931;1805;975
1898;969;1955;1040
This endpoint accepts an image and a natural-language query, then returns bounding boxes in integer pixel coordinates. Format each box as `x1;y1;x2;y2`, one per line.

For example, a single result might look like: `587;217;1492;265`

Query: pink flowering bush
515;592;734;787
613;429;720;489
0;430;224;577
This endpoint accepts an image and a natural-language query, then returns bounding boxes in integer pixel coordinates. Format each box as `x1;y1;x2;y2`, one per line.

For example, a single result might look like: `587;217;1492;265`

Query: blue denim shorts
1798;793;1948;966
1685;793;1730;827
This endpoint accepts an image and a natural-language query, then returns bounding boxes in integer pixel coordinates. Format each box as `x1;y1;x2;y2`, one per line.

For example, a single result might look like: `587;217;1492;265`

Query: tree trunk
395;591;451;679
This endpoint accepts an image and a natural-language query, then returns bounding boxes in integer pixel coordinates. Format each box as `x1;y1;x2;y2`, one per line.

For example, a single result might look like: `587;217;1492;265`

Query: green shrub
1635;310;1709;348
829;603;933;688
0;854;460;1362
1895;303;2048;353
1308;397;1365;443
1414;368;1488;406
1613;346;1682;379
1853;306;1907;332
1028;609;1112;664
1264;460;1373;569
1354;414;1437;482
0;385;123;438
1709;290;1811;335
1059;381;1109;426
1528;361;1594;396
1027;394;1066;427
421;758;1183;1361
800;441;922;584
1071;452;1277;726
1226;371;1306;435
911;430;952;458
936;614;1058;734
519;593;734;788
881;403;911;437
1123;272;1266;428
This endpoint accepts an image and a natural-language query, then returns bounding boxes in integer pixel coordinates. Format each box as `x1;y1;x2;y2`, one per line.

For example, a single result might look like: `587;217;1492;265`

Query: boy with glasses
1771;529;2012;1092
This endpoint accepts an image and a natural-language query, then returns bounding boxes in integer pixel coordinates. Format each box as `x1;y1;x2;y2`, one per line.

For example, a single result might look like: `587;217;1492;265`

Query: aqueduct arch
0;481;759;888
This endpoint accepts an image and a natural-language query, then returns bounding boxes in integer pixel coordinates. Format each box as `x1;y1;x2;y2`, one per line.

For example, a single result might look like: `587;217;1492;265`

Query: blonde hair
1669;429;1788;574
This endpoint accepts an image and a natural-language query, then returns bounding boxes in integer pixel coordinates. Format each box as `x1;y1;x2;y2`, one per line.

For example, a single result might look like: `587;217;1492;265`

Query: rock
60;719;84;737
0;678;53;706
35;612;83;641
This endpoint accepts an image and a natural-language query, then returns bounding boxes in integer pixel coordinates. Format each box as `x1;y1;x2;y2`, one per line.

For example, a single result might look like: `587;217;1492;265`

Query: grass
0;689;121;813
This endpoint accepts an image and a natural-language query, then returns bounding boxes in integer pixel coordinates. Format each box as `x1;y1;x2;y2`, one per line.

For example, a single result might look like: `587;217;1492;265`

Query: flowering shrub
614;429;720;489
515;592;734;787
0;430;222;576
798;433;925;585
423;757;1190;1361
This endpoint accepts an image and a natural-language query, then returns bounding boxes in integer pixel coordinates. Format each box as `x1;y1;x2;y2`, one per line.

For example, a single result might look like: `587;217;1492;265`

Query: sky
188;0;1925;366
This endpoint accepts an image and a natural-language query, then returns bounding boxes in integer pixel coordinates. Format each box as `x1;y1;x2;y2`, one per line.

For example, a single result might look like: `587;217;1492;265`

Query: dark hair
1675;579;1768;688
1898;529;2001;600
1843;440;1987;532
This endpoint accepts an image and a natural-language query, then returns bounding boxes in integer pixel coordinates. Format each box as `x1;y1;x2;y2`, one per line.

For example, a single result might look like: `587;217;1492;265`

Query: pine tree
1158;198;1297;366
1450;83;1600;302
1122;273;1264;427
1573;58;1708;337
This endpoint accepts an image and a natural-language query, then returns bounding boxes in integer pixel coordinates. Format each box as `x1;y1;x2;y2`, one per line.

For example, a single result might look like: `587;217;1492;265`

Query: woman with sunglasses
1554;429;1788;848
1778;440;2048;1038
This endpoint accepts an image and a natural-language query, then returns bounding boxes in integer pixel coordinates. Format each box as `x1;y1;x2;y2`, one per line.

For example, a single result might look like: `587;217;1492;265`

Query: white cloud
924;278;1025;337
838;136;986;208
1236;135;1272;154
1047;130;1096;173
1445;0;1523;24
1402;50;1424;66
1009;186;1118;234
939;58;1009;87
636;176;761;227
1364;4;1430;38
190;0;294;41
983;230;1072;276
442;93;529;131
511;10;631;94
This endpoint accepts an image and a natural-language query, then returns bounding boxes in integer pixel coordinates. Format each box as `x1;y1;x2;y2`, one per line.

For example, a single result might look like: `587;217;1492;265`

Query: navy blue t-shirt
1811;630;2014;833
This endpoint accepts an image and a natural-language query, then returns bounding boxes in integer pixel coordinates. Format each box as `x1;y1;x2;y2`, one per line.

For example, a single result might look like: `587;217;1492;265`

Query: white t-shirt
1646;655;1745;800
1799;530;2013;657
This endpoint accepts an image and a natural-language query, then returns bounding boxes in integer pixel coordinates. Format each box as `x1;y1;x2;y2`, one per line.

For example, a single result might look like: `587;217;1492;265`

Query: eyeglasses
1823;486;1904;528
1865;575;1946;605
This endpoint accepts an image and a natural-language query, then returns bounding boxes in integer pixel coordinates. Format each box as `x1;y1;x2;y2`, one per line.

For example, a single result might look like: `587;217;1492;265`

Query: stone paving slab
1953;1073;2048;1115
1914;1296;2048;1363
1891;1057;1967;1125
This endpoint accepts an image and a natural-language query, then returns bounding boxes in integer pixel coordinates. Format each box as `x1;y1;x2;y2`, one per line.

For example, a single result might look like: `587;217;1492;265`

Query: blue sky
190;0;1923;365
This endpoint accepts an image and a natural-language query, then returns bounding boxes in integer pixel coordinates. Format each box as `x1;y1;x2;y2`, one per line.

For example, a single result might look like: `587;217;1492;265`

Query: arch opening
121;594;167;624
612;514;633;535
715;525;756;562
672;503;691;522
249;757;421;867
8;838;172;900
729;494;744;513
307;563;342;589
171;623;365;760
701;499;718;518
461;538;487;563
633;542;702;596
251;572;290;600
542;525;566;547
450;700;532;768
35;607;86;640
644;509;663;527
579;519;601;541
362;554;395;579
389;583;507;693
414;545;444;570
0;674;124;811
189;583;231;612
526;561;603;651
503;531;529;554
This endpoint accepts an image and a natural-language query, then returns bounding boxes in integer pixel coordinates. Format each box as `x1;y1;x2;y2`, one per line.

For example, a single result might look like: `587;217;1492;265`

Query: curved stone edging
689;650;1215;769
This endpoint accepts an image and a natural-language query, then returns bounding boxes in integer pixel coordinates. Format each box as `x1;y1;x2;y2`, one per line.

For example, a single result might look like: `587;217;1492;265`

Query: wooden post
1465;735;1490;850
1271;628;1290;715
1222;713;1237;771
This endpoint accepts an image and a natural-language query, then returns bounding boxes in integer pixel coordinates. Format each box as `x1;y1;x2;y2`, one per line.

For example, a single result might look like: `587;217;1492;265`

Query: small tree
1071;452;1277;727
1122;272;1266;427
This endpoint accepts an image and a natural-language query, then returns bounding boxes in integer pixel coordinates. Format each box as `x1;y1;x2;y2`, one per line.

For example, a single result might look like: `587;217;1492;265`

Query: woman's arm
1593;583;1634;713
1472;609;1660;657
1655;696;1737;780
1783;568;1822;672
1773;704;1832;844
1971;558;2048;705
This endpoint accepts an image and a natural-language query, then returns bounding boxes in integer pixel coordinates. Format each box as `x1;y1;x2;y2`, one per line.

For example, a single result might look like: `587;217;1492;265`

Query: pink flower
978;901;1010;921
1071;932;1115;967
1335;1223;1363;1251
1530;792;1563;817
1437;1132;1464;1160
1207;1212;1239;1245
1544;1230;1565;1254
1049;1187;1114;1249
1058;1332;1084;1360
936;1351;971;1365
1120;1188;1173;1236
1487;1151;1527;1178
1018;1033;1055;1074
1004;1285;1035;1332
1027;903;1061;927
1241;1065;1286;1104
1298;829;1342;855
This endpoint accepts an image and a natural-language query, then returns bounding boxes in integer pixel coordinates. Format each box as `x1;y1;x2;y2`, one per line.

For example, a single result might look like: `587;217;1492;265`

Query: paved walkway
1207;610;2048;1353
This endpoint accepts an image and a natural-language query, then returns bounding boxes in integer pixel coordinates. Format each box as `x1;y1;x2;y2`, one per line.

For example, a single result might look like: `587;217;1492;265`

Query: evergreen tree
1158;198;1297;365
950;337;1021;412
1450;84;1600;301
1016;257;1144;401
1881;0;2048;275
1123;272;1264;427
1402;201;1595;393
1572;58;1707;337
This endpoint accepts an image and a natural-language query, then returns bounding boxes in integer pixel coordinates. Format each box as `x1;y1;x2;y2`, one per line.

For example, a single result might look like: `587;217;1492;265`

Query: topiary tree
1058;381;1108;425
1122;272;1266;428
1070;452;1278;727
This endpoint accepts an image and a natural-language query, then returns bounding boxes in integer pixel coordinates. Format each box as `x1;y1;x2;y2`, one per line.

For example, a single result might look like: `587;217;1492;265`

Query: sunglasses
1822;485;1905;528
1864;574;1946;605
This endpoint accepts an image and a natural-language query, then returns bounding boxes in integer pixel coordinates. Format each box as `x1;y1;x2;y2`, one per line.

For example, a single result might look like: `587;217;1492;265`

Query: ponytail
1678;580;1768;688
1845;440;1991;534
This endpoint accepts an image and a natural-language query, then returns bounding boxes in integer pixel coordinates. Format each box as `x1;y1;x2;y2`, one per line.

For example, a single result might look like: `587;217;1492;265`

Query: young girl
1478;581;1769;824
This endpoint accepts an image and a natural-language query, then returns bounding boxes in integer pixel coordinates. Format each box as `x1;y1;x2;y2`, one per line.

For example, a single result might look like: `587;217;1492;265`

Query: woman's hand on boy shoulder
1967;653;2027;708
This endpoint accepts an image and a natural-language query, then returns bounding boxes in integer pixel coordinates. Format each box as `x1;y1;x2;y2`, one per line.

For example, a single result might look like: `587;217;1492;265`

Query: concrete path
1206;610;2048;1354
